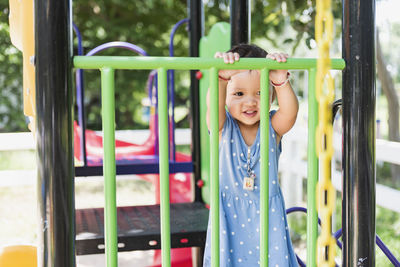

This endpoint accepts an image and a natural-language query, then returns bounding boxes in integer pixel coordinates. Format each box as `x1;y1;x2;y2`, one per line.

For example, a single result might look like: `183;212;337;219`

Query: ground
0;171;156;266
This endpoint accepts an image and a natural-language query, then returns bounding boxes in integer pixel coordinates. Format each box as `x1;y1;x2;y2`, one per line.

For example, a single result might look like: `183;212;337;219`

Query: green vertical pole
158;68;171;267
307;68;318;267
101;68;118;267
260;68;269;267
209;67;219;267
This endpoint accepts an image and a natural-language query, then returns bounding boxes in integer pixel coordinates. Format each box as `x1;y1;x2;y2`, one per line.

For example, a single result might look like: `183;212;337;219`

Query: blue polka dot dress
203;111;298;267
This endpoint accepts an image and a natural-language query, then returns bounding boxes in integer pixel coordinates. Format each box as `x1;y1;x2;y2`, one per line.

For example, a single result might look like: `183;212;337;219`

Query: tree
72;0;190;130
2;0;398;138
0;3;25;132
376;29;400;186
2;0;343;132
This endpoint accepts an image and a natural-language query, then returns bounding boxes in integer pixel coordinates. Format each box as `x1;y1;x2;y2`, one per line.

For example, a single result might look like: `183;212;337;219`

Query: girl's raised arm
206;52;241;133
268;53;299;141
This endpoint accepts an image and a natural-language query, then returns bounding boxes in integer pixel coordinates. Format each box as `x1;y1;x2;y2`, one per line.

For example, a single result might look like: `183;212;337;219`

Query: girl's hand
267;52;289;85
214;51;244;81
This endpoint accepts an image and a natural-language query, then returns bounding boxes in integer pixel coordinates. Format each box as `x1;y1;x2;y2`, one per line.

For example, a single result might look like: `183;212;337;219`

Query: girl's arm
268;53;299;141
206;77;227;133
206;52;242;133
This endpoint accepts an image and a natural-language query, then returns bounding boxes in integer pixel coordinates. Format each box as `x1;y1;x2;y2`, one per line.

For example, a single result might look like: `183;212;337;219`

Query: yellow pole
9;0;36;131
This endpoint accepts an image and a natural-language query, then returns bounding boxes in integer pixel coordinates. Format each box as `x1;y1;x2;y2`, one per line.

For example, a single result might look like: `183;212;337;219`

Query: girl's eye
234;92;243;96
257;91;261;95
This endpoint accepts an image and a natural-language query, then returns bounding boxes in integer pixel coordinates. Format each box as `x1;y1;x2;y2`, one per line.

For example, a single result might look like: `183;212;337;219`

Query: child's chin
239;119;260;126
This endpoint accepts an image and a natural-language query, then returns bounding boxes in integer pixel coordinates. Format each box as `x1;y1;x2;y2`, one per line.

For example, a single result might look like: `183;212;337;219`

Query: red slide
73;114;194;266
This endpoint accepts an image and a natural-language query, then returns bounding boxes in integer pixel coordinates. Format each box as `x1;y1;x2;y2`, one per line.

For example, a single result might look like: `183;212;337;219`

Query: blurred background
0;0;399;266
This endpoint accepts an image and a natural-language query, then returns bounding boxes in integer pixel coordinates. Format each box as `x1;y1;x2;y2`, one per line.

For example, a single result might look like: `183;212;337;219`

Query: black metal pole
188;0;203;202
230;0;250;47
342;0;376;266
35;0;75;266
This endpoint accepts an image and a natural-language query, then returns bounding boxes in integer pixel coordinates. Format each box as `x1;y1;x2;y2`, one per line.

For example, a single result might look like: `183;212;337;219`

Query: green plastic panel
198;22;230;204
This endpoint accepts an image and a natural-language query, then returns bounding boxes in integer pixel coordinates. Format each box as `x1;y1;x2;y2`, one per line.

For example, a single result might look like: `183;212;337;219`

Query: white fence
0;129;191;187
0;129;192;151
279;122;400;213
1;127;400;213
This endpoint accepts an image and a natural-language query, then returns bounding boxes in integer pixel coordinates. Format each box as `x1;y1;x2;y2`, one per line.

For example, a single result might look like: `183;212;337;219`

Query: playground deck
76;202;209;255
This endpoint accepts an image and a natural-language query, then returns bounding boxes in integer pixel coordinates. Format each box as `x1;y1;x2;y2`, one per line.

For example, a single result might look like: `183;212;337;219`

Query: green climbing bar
209;67;220;267
74;56;345;267
307;68;318;267
101;67;118;267
157;68;172;267
259;68;270;267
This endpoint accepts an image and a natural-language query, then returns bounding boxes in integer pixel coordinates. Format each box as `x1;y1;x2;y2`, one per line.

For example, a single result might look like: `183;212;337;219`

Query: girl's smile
243;110;258;117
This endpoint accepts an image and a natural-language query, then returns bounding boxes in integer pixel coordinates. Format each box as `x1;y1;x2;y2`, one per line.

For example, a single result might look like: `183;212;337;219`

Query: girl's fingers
223;53;231;63
214;51;223;58
233;52;240;61
222;52;240;63
277;54;286;62
225;52;235;63
267;52;289;62
275;53;282;61
215;52;240;63
266;53;276;60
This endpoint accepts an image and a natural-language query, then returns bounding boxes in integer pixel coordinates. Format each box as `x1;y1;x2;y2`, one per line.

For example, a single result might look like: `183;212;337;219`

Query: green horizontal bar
74;56;345;71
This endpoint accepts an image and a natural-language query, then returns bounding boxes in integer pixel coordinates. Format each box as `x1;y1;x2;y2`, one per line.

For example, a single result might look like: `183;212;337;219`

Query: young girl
204;44;299;266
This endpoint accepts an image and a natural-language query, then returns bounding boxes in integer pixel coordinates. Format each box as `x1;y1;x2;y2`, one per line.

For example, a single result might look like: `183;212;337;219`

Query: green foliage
379;22;400;85
376;206;400;266
73;0;190;130
0;150;36;170
0;3;26;132
251;0;342;54
0;0;344;132
289;195;400;266
377;162;400;189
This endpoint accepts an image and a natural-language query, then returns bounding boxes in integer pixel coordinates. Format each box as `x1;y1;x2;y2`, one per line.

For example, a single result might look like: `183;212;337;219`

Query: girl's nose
244;97;257;106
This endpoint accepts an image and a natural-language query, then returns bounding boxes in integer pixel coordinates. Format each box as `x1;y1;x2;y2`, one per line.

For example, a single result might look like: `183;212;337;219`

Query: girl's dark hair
227;44;268;58
228;44;276;103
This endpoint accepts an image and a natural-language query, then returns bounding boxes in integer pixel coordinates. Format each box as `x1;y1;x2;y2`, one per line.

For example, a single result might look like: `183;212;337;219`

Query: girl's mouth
243;110;257;117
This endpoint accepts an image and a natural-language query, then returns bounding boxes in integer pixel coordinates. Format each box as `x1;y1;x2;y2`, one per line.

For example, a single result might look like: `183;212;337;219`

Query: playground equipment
71;24;190;168
315;0;337;265
286;207;400;267
6;0;400;266
71;22;196;266
0;245;37;267
8;0;35;131
72;49;398;267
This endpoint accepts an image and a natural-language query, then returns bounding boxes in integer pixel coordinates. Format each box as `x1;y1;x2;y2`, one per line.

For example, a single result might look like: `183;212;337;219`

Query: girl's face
226;70;261;128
